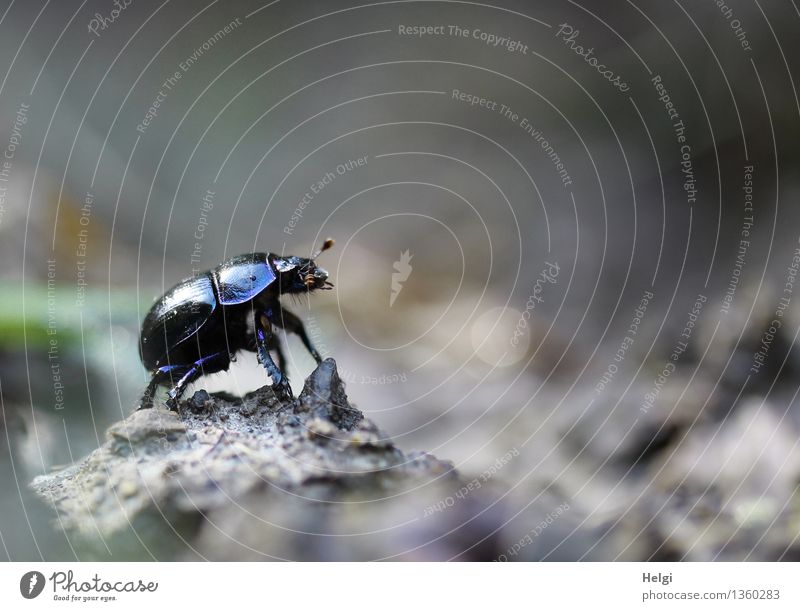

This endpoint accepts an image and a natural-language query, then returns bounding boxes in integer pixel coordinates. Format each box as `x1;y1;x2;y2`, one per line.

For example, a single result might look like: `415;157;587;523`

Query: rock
30;359;507;560
604;398;800;561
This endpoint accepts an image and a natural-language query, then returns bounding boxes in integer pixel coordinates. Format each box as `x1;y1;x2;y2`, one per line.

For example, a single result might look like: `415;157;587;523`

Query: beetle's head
273;238;335;294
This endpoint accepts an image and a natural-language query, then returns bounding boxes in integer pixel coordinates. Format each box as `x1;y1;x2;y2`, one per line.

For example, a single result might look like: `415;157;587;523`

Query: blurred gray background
2;0;800;560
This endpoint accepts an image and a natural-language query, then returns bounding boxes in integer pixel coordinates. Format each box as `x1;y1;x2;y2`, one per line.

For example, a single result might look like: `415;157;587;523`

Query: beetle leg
256;325;287;373
272;307;323;363
165;369;198;411
163;352;228;411
138;376;161;410
138;364;184;410
273;336;288;375
255;310;293;399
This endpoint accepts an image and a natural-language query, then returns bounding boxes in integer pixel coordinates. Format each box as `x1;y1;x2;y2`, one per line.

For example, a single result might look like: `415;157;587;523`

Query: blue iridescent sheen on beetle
138;239;334;410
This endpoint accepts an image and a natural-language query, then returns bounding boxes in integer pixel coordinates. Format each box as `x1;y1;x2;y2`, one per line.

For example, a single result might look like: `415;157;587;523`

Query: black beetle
138;238;335;410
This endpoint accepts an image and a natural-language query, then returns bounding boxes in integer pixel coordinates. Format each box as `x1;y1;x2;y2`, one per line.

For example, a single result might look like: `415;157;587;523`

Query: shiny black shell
214;253;276;305
139;253;277;369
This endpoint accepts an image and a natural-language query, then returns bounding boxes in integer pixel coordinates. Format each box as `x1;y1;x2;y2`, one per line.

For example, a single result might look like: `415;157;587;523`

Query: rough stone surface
31;359;508;560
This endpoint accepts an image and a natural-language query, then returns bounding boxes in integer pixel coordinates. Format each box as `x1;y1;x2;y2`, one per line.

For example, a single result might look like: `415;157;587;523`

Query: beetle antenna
311;237;335;259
